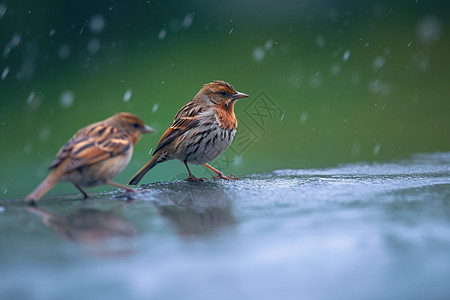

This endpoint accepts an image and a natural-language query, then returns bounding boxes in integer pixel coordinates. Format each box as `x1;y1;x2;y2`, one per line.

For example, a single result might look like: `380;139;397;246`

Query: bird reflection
27;203;136;256
154;182;235;238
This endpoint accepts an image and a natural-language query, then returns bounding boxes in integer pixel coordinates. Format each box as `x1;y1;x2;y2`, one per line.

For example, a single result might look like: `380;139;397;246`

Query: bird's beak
142;125;154;133
232;91;249;101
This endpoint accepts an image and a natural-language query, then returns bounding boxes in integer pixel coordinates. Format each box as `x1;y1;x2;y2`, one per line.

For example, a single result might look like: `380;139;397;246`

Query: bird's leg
73;184;89;199
184;161;207;181
107;180;135;193
203;163;240;180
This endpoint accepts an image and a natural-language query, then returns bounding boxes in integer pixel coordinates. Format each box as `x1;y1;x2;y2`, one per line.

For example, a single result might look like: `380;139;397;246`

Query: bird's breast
216;107;237;130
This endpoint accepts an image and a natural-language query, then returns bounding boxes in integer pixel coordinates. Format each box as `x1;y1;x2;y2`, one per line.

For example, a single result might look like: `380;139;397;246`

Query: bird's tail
25;172;59;203
128;156;159;185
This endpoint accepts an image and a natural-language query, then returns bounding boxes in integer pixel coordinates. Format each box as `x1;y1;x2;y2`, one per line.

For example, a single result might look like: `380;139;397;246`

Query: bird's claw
185;175;208;182
211;173;240;180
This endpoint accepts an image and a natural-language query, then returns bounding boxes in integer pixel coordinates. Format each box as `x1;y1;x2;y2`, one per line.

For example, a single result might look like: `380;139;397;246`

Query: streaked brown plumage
128;80;248;184
25;113;153;203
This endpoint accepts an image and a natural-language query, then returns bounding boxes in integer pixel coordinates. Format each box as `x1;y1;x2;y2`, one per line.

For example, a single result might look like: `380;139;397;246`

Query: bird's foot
185;174;207;182
211;172;240;181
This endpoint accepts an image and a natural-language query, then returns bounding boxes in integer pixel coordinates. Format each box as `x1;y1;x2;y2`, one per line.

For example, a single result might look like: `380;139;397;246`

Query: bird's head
110;113;154;144
194;80;249;110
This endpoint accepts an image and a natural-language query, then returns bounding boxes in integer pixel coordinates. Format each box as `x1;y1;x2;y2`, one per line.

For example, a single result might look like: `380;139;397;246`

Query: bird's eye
133;123;140;128
220;91;227;96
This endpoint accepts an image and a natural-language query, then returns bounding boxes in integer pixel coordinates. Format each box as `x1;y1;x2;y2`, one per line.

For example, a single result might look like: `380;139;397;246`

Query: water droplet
300;112;308;123
373;144;381;155
152;103;159;113
351;142;361;156
369;79;390;96
417;15;441;43
58;44;71;59
373;55;385;70
60;90;75;108
233;155;242;167
39;126;50;141
49;29;56;36
1;66;9;80
0;3;7;19
158;28;167;40
264;40;273;49
330;64;341;75
27;90;41;109
229;28;234;34
343;50;351;62
182;13;194;29
10;33;21;47
123;89;133;102
89;14;105;34
315;35;325;48
87;38;101;54
252;47;265;62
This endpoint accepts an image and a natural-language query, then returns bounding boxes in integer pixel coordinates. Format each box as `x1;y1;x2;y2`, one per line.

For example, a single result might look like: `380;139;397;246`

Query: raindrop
309;72;322;88
373;55;385;69
24;143;32;154
60;90;75;108
89;14;105;34
351;142;361;156
315;35;325;48
264;40;273;49
182;13;194;29
233;155;242;167
0;3;6;19
49;29;56;36
229;28;234;34
16;60;36;80
159;28;167;40
252;47;265;62
123;89;132;102
27;90;41;109
2;46;10;58
0;206;4;212
373;144;381;155
300;112;308;123
343;50;351;62
1;66;9;80
368;79;390;96
39;126;50;141
87;38;101;54
407;42;412;47
3;188;7;195
58;44;71;59
330;64;341;75
152;103;159;113
417;15;441;43
10;33;22;47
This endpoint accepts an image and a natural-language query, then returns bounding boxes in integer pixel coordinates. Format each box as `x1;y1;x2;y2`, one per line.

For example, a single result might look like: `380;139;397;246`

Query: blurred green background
1;0;449;199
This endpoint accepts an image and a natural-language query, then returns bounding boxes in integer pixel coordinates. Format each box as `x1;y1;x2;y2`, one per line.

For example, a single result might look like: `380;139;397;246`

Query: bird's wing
153;101;203;155
48;123;131;172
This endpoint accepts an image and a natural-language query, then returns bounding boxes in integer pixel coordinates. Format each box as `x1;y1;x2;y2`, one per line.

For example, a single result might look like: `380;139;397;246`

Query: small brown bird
129;80;248;184
25;113;153;203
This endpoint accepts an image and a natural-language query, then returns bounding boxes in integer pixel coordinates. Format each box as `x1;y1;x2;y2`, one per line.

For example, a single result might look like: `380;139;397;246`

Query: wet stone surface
1;153;450;300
